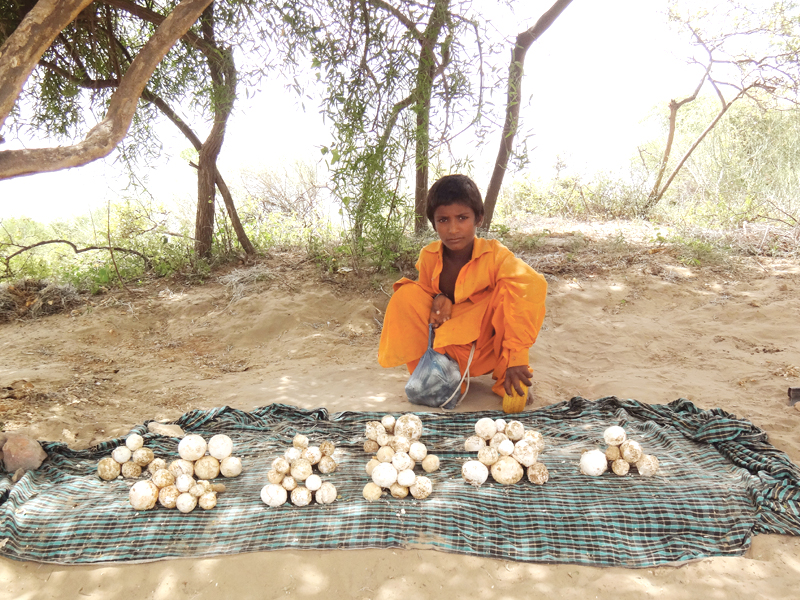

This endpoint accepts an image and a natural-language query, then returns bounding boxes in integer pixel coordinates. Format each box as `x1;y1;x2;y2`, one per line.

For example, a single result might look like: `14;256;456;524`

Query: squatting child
378;174;547;403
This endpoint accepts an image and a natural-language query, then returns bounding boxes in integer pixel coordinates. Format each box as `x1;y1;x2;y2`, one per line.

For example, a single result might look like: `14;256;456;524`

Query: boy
378;174;547;401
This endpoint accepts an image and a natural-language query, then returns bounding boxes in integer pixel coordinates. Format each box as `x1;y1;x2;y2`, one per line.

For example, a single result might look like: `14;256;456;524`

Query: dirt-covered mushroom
175;473;195;493
301;446;322;465
390;483;409;499
511;439;539;467
490;456;524;484
111;446;132;465
527;463;549;485
390;435;411;453
290;458;313;481
505;421;525;441
474;417;496;440
267;469;284;485
364;422;385;441
293;433;309;449
125;433;144;452
284;447;302;462
478;446;499;466
408;442;428;462
291;486;312;507
121;461;142;479
363;440;380;454
421;455;440;473
272;457;290;475
198;491;217;510
151;468;175;489
620;440;643;463
147;457;167;476
394;414;423;441
362;482;382;501
489;432;509;449
168;459;194;478
376;445;395;463
636;454;660;477
132;447;154;467
365;458;380;476
176;492;197;513
97;457;121;481
317;456;337;474
158;485;180;509
464;436;487;452
194;455;220;480
376;432;392;447
523;430;545;452
611;458;630;476
605;445;621;462
281;476;297;491
315;482;337;504
391;451;414;472
380;415;396;433
319;441;336;457
409;476;432;499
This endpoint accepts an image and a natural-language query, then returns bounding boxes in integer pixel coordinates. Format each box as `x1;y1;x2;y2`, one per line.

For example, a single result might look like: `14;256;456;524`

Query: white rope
439;341;476;410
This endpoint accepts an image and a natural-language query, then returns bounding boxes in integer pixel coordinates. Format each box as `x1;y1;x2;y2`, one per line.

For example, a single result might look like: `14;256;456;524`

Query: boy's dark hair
425;174;484;227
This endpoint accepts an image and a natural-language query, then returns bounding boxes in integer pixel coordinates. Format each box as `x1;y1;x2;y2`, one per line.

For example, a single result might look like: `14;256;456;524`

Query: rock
147;422;185;437
2;434;47;472
12;468;27;483
0;433;7;448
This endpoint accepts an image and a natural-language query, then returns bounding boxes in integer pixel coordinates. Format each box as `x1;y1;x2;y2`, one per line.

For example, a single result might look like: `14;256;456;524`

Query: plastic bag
405;325;463;409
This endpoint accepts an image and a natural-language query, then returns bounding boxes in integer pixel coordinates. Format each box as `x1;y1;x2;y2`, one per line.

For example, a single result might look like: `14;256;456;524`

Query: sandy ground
1;222;799;600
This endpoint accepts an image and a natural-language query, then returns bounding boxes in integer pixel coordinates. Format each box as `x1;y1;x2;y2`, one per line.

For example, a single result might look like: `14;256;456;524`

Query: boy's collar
424;237;493;259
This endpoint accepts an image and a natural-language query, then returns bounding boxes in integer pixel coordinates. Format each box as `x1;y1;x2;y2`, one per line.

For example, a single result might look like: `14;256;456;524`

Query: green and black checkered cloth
1;397;799;567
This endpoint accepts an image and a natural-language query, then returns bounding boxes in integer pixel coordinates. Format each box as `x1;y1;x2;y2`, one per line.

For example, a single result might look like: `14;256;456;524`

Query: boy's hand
429;294;453;328
504;365;533;396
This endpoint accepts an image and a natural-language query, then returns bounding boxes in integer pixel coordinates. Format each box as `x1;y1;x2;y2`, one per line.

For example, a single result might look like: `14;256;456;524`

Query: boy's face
433;202;482;253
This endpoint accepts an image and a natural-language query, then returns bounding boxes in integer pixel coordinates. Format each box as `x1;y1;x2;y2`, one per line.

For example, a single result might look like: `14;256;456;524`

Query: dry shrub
0;280;82;323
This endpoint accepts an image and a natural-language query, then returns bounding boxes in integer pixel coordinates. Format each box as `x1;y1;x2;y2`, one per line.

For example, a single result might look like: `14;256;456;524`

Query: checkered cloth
1;397;798;566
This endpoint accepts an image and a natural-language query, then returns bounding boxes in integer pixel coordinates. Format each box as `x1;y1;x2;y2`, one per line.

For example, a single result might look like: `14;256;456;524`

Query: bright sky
0;0;699;223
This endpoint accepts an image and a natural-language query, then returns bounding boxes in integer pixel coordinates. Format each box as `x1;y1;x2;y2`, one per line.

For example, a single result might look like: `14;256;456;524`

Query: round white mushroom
305;474;322;492
494;419;507;433
111;446;132;465
497;439;515;457
158;485;180;509
580;449;608;476
267;469;285;485
394;414;423;441
396;468;416;488
636;454;660;477
475;418;497;441
98;457;121;481
505;421;525;441
489;432;509;449
409;476;433;499
207;434;233;460
175;473;195;493
178;434;207;462
125;433;144;452
603;426;627;447
319;440;336;457
129;480;159;510
511;440;539;467
391;451;414;472
291;486;312;507
408;442;428;462
462;460;489;487
364;440;380;454
281;476;297;491
380;414;396;433
176;492;197;513
261;484;288;507
293;433;309;449
490;456;524;484
523;430;546;452
220;456;242;478
284;447;302;462
315;482;337;504
421;455;440;473
371;462;399;488
376;432;392;447
464;436;487;452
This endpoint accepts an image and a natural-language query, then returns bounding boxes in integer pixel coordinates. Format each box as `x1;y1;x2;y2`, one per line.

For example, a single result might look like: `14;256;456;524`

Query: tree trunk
413;0;449;233
482;0;574;231
0;0;214;179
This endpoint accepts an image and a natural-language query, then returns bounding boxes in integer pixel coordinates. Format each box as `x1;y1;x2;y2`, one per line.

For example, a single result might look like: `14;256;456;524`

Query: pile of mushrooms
97;433;158;481
361;414;439;501
260;433;339;507
129;433;239;512
461;417;549;487
579;426;660;477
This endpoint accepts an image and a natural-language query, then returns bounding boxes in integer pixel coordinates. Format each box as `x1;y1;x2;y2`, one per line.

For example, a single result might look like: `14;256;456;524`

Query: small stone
147;422;184;438
2;433;47;472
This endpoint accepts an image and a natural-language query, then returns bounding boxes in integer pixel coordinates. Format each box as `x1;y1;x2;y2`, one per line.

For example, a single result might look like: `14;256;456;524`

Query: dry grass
0;279;83;323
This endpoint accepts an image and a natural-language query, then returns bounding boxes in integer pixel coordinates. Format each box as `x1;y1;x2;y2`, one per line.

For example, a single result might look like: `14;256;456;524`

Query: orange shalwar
378;237;547;397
